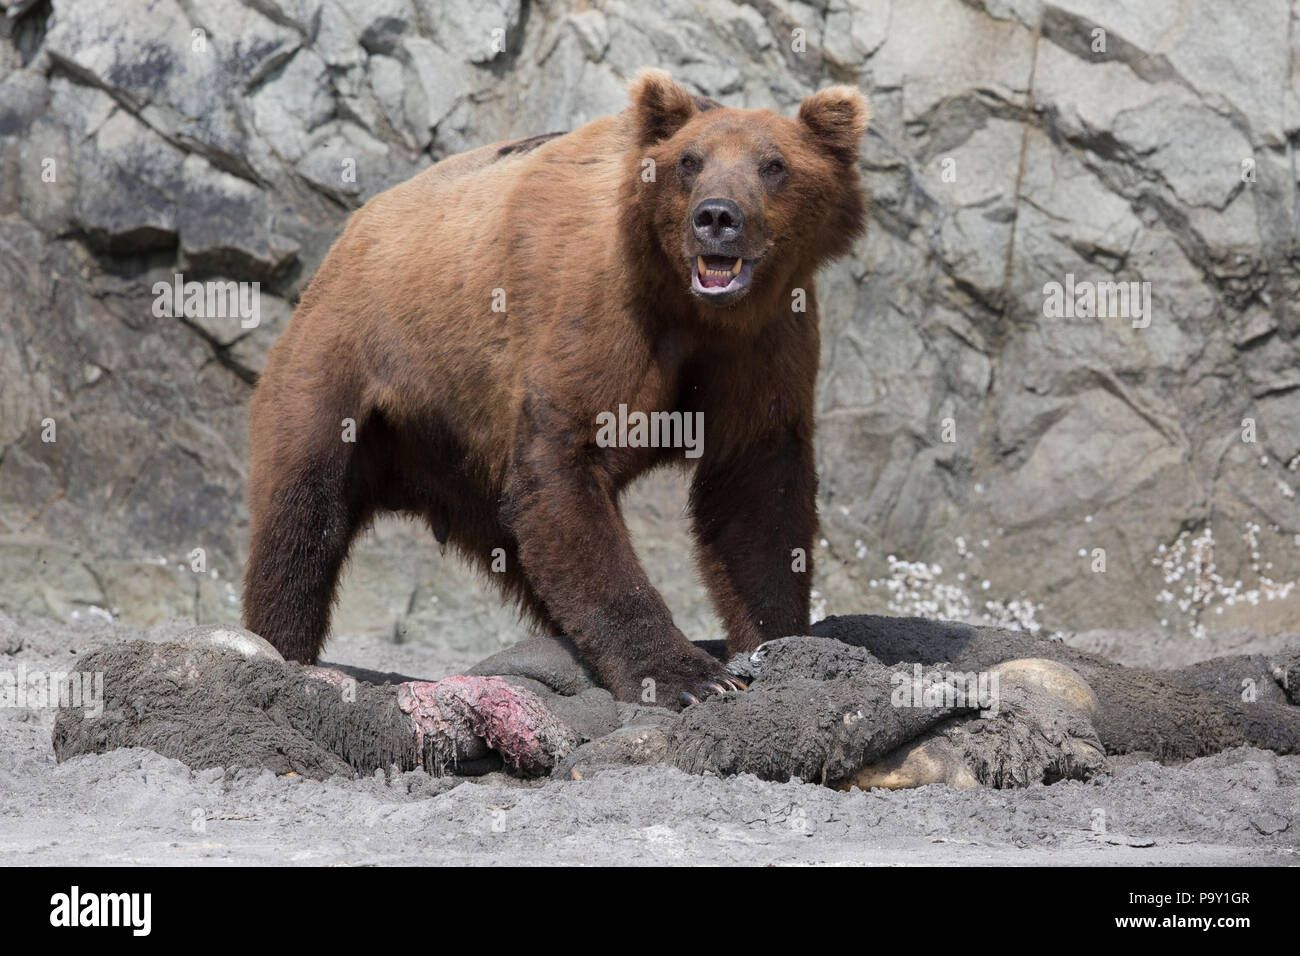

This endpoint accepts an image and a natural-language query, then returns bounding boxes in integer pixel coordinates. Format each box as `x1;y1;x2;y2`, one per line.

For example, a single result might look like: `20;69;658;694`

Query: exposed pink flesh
396;675;572;775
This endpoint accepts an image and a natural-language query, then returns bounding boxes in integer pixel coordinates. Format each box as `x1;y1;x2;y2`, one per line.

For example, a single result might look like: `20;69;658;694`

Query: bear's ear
798;85;871;165
628;69;697;148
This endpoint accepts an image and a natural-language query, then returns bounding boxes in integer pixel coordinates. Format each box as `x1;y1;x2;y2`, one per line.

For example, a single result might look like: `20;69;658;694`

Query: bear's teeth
697;256;745;280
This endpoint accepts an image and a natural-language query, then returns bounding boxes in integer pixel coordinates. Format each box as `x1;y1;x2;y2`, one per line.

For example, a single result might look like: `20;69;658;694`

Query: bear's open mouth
691;254;754;301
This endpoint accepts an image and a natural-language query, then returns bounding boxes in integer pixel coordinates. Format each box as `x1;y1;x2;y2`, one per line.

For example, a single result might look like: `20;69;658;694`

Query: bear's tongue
696;255;743;288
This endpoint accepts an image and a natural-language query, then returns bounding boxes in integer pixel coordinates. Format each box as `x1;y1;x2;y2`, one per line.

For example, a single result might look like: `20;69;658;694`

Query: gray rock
174;623;284;660
177;154;301;276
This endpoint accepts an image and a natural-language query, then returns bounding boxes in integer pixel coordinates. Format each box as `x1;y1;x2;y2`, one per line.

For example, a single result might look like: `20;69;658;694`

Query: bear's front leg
690;426;818;655
505;430;742;708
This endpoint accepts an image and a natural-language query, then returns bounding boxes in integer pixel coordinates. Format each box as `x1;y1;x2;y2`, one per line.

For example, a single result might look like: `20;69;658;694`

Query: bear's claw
679;674;747;708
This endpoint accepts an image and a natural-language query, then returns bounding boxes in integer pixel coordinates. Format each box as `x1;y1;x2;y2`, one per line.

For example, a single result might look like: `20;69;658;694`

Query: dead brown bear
242;70;869;707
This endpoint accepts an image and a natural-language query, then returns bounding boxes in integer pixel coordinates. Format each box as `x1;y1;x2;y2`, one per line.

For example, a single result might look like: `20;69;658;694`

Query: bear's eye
679;154;701;172
762;159;787;177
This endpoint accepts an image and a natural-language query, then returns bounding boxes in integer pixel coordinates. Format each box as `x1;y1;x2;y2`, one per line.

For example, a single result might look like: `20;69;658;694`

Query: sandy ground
1;615;1297;866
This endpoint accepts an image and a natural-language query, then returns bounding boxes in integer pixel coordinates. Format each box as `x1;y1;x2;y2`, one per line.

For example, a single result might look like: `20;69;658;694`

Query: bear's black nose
692;198;744;243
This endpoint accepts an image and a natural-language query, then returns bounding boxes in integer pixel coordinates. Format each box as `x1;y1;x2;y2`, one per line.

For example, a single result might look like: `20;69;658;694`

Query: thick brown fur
243;70;870;706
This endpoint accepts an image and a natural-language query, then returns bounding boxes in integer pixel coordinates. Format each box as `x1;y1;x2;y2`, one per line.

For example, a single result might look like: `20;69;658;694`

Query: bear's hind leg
243;428;370;664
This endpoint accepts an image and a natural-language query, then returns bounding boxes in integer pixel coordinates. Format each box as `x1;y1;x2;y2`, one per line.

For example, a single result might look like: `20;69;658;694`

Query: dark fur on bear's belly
241;70;870;708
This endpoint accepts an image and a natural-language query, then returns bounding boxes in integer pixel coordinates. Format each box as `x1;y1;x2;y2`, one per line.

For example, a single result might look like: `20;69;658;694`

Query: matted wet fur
242;70;870;706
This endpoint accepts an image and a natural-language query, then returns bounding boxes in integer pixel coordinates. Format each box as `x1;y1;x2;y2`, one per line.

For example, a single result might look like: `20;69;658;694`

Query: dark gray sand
2;614;1296;865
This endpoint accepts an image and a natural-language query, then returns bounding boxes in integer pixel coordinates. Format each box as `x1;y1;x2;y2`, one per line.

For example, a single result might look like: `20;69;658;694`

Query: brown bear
242;70;869;707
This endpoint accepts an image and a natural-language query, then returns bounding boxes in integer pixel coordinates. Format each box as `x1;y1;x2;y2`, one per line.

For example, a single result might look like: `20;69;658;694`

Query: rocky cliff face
1;0;1297;653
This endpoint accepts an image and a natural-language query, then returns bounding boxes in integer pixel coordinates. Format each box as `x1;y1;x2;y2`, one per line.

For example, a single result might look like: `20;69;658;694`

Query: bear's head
626;70;869;310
